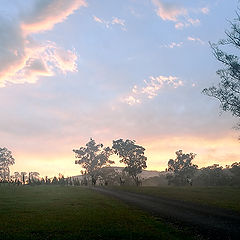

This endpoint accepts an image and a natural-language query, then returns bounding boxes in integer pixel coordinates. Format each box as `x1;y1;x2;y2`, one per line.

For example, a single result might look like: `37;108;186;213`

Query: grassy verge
0;185;193;240
110;185;240;212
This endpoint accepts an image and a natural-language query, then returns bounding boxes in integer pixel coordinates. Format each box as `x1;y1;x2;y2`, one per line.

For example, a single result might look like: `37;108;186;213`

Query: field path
92;187;240;240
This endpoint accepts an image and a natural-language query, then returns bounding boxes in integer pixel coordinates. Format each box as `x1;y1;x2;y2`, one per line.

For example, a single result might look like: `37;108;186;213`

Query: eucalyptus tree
0;147;15;180
167;150;198;186
73;138;114;180
203;11;240;133
112;139;147;186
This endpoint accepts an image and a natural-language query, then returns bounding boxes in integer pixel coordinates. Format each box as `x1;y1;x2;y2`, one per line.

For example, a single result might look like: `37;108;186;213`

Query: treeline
1;143;240;188
166;150;240;187
0;173;81;186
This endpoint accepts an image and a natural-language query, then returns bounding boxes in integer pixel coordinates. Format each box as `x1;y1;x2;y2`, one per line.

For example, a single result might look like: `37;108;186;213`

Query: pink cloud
187;18;200;26
122;75;183;105
93;16;104;24
151;0;187;22
187;36;205;45
93;15;126;30
21;0;87;34
201;7;209;14
161;41;183;48
112;17;125;26
0;0;85;87
152;0;203;30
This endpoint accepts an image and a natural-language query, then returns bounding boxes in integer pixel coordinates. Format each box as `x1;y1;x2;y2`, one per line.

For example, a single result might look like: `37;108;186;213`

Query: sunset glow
0;0;239;177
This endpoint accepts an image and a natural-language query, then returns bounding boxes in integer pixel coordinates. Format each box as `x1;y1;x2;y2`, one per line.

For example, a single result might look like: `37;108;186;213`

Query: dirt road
92;187;240;240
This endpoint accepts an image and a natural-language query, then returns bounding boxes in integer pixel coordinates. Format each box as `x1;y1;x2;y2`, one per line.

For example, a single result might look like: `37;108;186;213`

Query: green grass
0;185;192;240
111;186;240;212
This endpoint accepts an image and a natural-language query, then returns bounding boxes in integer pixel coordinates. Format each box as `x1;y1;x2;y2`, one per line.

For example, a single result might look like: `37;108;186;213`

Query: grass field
0;185;192;240
111;186;240;212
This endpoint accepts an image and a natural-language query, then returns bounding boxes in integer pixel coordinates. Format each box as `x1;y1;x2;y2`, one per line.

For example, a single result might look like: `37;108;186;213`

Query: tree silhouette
21;172;27;184
196;164;230;186
0;147;15;180
203;11;240;133
73;138;114;180
112;139;147;185
167;150;198;185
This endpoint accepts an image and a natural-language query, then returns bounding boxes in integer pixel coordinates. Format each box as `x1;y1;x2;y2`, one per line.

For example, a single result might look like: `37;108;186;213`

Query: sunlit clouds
21;0;87;34
161;41;184;49
0;0;85;87
187;36;205;45
201;7;210;15
123;75;183;105
93;15;126;31
151;0;188;22
151;0;208;30
0;0;238;177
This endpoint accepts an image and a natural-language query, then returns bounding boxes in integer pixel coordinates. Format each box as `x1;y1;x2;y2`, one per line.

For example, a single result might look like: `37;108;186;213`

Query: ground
0;185;192;240
1;184;240;240
110;185;240;212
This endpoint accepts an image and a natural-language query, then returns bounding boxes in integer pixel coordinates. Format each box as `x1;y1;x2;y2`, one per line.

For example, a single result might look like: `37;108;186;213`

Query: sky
0;0;239;177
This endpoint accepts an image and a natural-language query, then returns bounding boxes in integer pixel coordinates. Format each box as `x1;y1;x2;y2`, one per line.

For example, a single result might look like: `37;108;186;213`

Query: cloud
187;18;200;26
93;16;104;24
161;41;183;48
112;17;125;26
123;95;141;106
3;41;78;85
151;0;203;30
93;15;126;31
0;0;85;87
21;0;87;34
201;7;209;14
122;75;183;105
187;36;205;45
151;0;187;22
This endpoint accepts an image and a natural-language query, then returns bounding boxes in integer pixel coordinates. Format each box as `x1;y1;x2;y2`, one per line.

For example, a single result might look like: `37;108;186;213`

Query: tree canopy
0;147;15;180
203;11;240;131
73;138;114;178
112;139;147;185
167;150;198;185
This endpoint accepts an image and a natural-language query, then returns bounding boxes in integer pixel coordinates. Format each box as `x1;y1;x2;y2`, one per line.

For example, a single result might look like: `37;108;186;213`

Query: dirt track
92;187;240;240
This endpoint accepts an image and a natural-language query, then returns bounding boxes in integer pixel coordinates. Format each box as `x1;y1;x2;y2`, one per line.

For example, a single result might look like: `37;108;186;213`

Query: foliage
21;172;27;183
195;164;231;186
112;139;147;185
203;12;240;131
229;162;240;185
29;172;40;181
167;150;198;185
73;138;114;178
0;147;15;180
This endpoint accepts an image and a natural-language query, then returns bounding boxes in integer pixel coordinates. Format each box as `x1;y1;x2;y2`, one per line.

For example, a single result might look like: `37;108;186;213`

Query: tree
167;150;198;185
196;164;231;186
203;12;240;131
229;162;240;185
73;138;114;179
13;172;21;181
21;172;27;184
0;147;15;180
112;139;147;185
